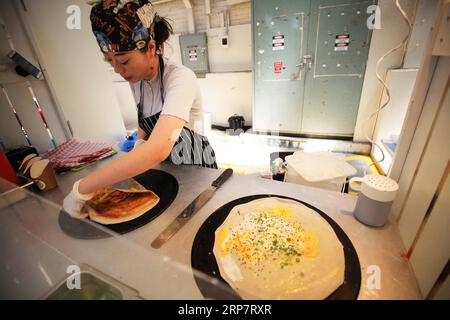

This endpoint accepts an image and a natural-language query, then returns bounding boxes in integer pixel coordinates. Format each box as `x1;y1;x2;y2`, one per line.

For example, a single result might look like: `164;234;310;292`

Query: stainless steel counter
0;155;422;300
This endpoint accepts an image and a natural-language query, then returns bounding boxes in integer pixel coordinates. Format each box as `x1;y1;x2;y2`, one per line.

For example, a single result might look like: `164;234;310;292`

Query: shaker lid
361;175;399;202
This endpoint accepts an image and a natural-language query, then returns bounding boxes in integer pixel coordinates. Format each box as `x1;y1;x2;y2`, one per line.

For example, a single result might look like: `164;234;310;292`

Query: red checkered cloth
42;139;115;171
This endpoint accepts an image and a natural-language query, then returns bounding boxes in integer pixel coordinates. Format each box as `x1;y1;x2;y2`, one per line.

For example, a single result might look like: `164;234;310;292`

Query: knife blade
110;178;151;193
151;168;233;249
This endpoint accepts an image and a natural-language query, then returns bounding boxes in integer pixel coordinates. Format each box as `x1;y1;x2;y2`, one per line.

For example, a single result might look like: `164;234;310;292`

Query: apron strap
158;54;165;105
138;54;165;116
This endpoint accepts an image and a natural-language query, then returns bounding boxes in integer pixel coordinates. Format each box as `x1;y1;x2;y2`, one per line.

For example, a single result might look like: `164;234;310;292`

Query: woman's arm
78;115;185;194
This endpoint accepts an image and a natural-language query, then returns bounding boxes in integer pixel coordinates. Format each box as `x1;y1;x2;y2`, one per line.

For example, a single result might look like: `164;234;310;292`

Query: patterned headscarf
89;0;157;53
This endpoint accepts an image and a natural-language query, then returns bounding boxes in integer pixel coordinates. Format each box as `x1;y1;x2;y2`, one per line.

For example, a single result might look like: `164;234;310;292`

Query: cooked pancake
83;182;159;224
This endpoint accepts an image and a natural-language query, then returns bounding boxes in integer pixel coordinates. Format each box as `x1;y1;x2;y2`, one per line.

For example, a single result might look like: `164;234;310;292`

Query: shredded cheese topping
219;205;319;270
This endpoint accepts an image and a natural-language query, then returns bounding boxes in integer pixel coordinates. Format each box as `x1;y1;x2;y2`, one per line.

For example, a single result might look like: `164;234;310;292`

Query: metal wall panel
302;0;373;137
253;0;373;137
252;0;310;133
179;32;210;73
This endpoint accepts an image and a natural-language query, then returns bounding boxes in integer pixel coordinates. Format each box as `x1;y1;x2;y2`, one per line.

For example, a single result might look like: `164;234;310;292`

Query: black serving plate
191;194;361;300
59;169;178;239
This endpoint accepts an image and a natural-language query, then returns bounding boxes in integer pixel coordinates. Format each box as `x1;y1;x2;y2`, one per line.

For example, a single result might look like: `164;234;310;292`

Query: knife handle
212;168;233;188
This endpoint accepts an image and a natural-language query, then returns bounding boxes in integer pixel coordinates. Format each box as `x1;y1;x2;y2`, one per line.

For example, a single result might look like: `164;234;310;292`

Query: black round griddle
191;194;361;300
59;169;178;239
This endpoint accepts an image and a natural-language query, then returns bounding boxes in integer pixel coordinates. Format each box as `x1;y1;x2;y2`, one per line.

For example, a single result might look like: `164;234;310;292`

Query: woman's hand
63;180;94;219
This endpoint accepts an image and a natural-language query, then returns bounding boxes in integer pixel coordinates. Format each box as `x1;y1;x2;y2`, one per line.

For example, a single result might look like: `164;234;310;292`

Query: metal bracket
303;54;313;70
296;54;313;70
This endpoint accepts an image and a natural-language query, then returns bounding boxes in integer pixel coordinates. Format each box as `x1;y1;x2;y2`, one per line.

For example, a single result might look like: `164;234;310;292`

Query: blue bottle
121;130;137;152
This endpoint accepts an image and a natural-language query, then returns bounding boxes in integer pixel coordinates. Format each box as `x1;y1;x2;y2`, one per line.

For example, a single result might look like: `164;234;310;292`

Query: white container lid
361;175;399;202
285;151;357;183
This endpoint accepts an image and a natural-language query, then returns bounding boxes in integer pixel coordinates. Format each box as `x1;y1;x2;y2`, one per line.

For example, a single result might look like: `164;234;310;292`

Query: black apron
136;55;218;169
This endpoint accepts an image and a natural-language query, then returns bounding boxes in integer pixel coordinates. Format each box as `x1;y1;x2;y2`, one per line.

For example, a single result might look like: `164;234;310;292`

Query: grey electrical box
252;0;374;138
179;32;210;74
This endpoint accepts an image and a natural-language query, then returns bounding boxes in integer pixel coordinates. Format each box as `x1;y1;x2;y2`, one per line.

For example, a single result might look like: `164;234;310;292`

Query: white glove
133;139;146;149
63;180;94;219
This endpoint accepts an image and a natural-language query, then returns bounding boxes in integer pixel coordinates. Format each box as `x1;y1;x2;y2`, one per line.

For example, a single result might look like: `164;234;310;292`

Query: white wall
167;23;253;125
368;0;439;175
354;0;418;142
0;0;68;153
371;68;418;174
166;22;253;122
409;170;450;298
165;33;183;64
198;72;252;126
395;57;450;297
154;0;252;125
403;0;440;68
153;0;251;33
206;24;252;73
19;0;126;144
112;82;138;132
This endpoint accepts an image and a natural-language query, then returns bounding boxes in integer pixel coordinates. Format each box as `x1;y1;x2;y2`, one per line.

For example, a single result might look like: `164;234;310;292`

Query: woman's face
103;41;157;83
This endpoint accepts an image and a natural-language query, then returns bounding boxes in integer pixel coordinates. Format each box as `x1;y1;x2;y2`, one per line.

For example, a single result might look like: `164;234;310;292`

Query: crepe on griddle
82;181;159;225
213;197;345;300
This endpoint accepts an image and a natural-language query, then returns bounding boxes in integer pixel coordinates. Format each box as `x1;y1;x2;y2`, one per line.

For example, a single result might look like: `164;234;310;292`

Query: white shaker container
349;175;399;227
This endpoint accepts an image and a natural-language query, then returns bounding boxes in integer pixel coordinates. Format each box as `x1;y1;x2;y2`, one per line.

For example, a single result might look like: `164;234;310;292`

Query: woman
63;0;217;218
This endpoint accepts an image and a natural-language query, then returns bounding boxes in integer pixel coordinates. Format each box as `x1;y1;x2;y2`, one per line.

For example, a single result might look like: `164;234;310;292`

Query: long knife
151;168;233;249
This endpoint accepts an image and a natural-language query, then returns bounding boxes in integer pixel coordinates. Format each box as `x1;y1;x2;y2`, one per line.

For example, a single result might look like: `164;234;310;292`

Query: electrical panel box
179;32;210;74
252;0;374;138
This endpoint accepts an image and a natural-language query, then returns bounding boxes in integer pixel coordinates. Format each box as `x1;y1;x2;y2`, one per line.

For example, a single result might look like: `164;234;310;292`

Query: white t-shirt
130;57;204;134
